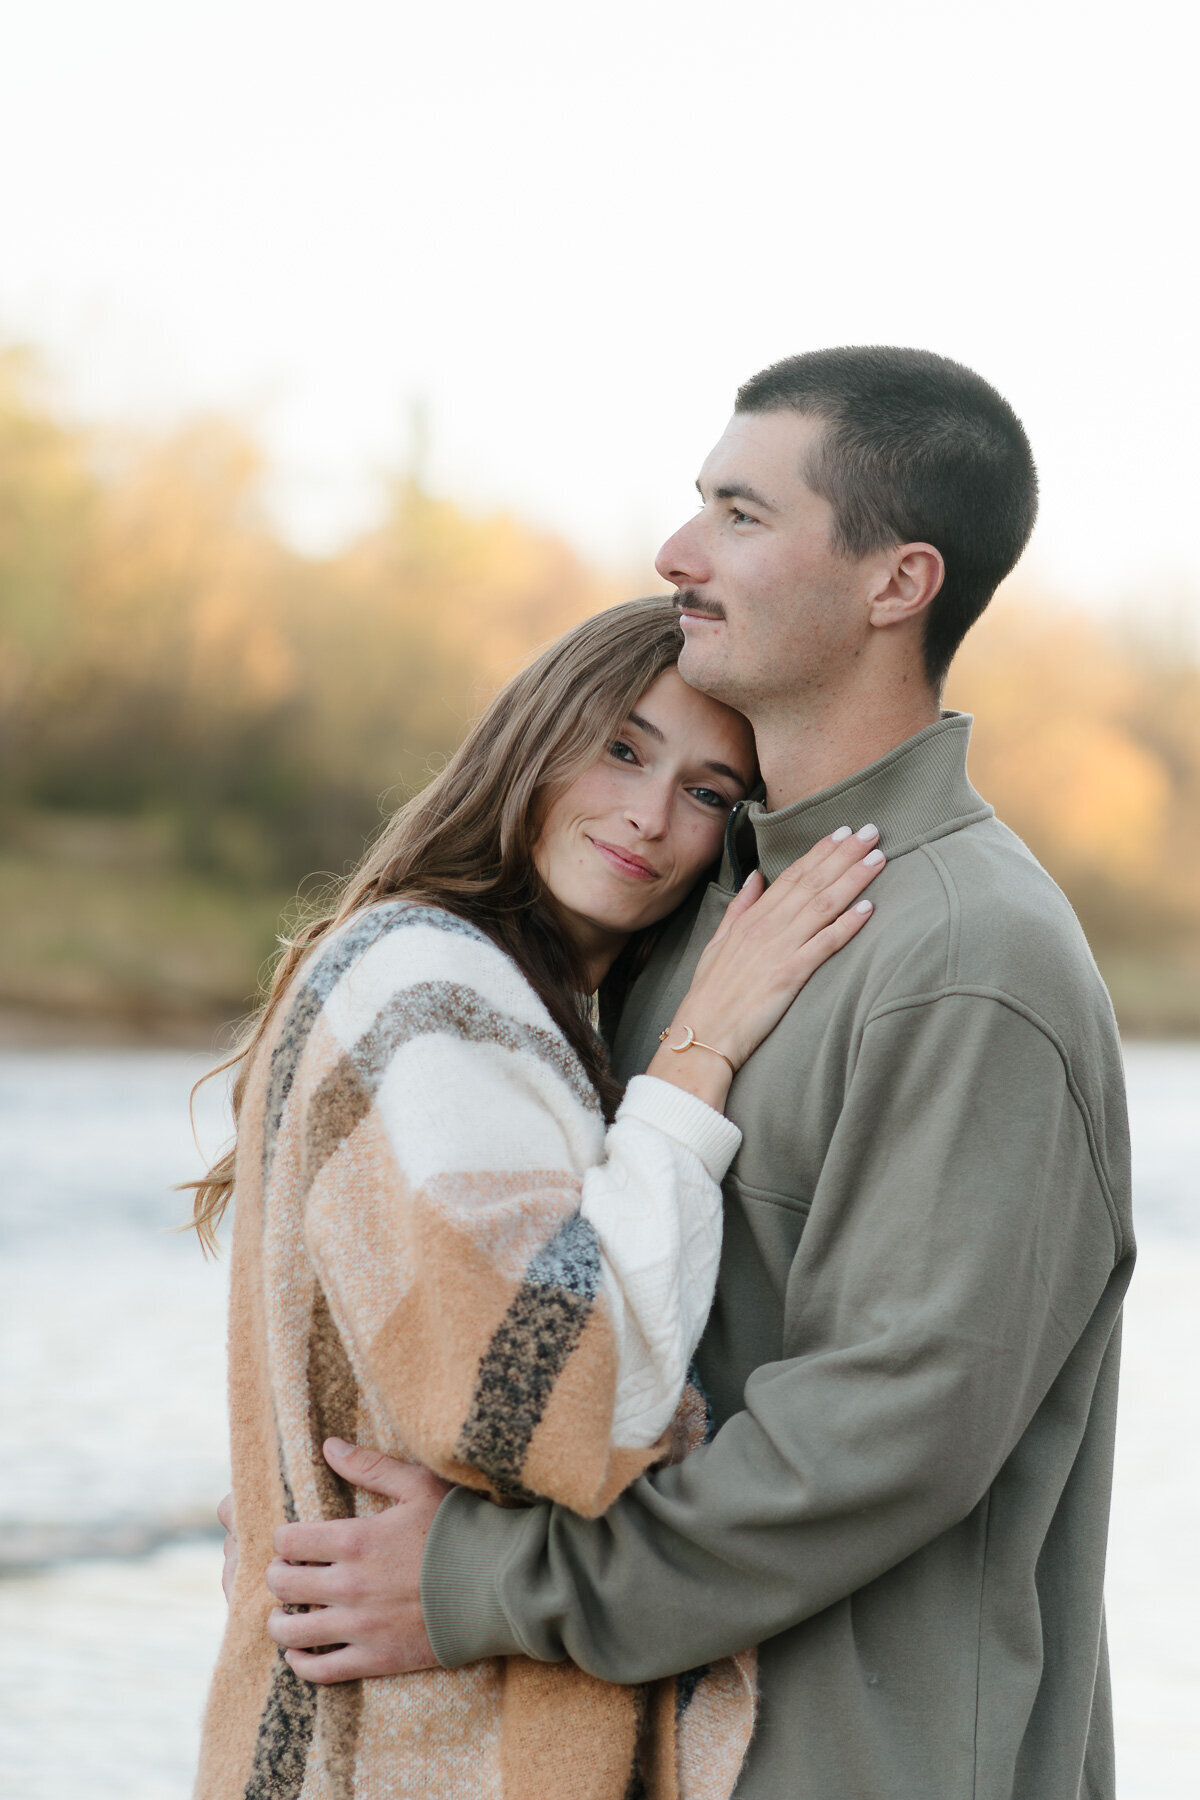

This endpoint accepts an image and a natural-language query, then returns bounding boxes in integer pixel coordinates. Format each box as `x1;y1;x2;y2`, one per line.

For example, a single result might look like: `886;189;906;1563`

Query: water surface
0;1044;1196;1798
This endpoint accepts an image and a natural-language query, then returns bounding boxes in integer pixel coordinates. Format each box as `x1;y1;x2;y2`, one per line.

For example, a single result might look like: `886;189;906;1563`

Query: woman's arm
294;907;734;1519
577;827;884;1449
297;830;881;1520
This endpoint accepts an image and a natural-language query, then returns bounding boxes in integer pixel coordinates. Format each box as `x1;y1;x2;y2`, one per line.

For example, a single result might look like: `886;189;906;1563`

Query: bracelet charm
658;1024;736;1076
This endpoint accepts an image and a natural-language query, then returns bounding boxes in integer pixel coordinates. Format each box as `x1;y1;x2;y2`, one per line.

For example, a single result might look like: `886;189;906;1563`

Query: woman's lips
588;838;659;880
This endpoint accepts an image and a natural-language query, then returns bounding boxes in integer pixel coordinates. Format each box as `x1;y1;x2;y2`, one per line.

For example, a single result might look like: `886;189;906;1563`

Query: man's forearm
422;999;1125;1681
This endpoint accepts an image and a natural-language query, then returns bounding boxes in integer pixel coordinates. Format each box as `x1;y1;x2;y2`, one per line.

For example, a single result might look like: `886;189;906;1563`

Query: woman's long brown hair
187;596;686;1251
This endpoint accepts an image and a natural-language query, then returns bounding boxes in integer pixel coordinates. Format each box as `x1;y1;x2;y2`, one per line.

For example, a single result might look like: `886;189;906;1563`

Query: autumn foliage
2;346;1198;1030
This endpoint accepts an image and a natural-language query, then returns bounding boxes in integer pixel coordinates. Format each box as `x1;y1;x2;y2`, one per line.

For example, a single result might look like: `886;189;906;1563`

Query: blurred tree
2;348;1197;1028
947;588;1200;963
0;348;98;793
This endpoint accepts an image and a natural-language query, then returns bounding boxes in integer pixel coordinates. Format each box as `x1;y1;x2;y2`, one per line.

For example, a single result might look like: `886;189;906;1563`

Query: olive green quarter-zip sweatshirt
422;712;1134;1800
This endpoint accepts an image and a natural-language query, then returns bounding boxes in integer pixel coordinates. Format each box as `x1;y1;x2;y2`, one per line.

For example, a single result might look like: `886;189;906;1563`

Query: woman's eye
608;740;638;764
689;786;730;810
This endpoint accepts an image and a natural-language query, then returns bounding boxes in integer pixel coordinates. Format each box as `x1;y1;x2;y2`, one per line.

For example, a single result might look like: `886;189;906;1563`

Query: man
257;348;1133;1798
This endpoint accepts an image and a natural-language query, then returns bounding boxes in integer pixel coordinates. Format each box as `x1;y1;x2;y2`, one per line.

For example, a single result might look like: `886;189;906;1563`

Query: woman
191;596;882;1800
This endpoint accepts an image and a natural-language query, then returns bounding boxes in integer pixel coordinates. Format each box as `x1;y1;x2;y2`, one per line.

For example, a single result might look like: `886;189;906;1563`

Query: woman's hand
647;824;884;1108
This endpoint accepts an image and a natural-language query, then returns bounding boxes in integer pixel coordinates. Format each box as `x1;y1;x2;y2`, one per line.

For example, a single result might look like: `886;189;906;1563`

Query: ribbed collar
721;711;993;886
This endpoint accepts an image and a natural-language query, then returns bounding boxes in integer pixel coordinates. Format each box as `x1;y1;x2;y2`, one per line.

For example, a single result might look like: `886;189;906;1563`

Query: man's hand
264;1439;451;1683
218;1491;238;1603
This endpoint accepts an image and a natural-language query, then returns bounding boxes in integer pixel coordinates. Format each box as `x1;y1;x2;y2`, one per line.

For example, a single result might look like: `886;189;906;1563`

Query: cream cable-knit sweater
194;902;756;1800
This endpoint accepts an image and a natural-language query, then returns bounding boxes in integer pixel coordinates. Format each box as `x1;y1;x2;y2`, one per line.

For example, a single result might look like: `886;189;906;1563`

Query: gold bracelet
658;1024;736;1075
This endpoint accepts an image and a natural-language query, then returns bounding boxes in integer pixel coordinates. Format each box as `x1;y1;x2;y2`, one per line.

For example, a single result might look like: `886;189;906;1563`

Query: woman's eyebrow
625;710;664;742
706;761;751;791
626;715;750;792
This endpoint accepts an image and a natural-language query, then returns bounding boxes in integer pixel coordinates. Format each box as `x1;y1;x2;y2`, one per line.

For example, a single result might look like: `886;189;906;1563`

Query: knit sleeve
281;905;740;1518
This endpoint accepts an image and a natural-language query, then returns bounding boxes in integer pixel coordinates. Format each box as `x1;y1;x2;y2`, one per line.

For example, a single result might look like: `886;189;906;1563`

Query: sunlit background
0;2;1196;1796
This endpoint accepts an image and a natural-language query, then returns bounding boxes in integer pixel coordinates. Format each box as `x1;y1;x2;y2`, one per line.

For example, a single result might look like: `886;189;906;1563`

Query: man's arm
427;992;1126;1678
269;992;1128;1681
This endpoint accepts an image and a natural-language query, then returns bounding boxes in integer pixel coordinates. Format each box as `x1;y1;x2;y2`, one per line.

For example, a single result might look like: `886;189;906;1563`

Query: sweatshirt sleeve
295;910;740;1519
421;989;1126;1675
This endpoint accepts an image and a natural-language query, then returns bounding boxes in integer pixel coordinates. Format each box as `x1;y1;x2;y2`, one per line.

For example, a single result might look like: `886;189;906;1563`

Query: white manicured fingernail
855;899;873;913
863;848;885;866
830;825;852;843
855;823;879;841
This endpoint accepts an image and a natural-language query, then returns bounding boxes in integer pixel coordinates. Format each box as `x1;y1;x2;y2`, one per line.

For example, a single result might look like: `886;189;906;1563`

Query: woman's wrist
645;1031;734;1113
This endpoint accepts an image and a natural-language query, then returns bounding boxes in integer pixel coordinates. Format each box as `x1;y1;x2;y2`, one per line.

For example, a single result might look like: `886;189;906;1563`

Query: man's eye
690;787;730;810
731;508;756;526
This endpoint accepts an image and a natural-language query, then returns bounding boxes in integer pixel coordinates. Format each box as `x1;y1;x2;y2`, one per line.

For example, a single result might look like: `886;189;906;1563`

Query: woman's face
534;666;756;986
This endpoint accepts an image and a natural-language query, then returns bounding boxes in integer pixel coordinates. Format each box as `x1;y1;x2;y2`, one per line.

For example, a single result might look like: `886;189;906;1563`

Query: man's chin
677;634;733;700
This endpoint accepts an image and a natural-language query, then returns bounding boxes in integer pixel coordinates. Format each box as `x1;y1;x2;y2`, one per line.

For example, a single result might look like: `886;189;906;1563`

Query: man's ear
867;543;944;629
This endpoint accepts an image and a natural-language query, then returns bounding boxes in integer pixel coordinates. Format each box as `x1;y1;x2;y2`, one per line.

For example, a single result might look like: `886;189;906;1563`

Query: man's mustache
672;590;727;622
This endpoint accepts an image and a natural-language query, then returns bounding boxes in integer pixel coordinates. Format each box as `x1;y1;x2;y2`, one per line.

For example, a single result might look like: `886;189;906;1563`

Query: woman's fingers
792;841;884;927
670;825;885;1073
768;824;880;902
709;867;764;940
768;822;878;893
746;829;884;944
782;891;876;978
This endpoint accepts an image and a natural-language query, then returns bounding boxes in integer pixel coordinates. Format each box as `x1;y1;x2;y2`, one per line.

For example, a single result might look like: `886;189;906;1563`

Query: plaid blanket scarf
194;902;755;1800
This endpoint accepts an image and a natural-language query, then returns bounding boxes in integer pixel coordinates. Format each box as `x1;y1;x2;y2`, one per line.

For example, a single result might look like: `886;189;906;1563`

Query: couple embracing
192;347;1133;1800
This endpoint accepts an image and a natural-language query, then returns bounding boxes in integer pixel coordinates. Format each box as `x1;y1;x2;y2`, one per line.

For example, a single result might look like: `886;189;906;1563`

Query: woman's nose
627;784;672;840
655;516;710;587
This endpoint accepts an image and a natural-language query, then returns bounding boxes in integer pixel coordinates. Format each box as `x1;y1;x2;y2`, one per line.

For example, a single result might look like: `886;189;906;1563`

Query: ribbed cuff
421;1486;531;1667
618;1074;742;1182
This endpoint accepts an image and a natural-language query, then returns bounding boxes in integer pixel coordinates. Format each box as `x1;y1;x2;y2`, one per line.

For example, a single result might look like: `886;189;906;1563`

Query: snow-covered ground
0;1044;1195;1798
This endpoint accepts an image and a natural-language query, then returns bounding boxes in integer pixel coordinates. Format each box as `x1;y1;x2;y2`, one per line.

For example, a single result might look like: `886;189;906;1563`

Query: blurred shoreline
0;1001;234;1052
3;984;1199;1050
4;975;1199;1051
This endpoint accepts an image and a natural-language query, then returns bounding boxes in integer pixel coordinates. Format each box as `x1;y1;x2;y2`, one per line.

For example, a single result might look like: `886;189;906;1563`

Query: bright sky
2;0;1196;623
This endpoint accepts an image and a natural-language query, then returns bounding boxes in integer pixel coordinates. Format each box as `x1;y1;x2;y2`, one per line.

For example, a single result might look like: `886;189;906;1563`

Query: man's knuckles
333;1444;392;1482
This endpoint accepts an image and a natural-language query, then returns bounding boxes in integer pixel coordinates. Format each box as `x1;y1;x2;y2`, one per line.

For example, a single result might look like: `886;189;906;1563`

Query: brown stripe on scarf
243;1654;318;1800
516;1308;666;1518
302;1056;375;1192
455;1279;596;1500
625;1684;651;1800
355;980;600;1114
297;980;597;1210
359;1168;602;1492
260;903;423;1183
305;1288;365;1799
455;1211;603;1497
241;1293;366;1800
307;1285;361;1513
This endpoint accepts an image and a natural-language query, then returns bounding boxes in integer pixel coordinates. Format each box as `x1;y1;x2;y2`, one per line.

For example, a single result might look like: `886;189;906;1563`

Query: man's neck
753;673;941;812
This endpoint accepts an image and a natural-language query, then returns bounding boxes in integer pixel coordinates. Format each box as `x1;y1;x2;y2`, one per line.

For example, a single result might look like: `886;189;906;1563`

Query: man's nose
655;516;710;587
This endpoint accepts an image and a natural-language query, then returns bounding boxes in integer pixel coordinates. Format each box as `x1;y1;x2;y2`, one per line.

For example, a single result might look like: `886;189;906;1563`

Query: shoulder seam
863;984;1124;1258
918;841;960;987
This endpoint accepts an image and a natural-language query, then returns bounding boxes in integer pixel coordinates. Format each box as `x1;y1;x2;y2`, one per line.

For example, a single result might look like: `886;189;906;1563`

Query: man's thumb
323;1437;416;1500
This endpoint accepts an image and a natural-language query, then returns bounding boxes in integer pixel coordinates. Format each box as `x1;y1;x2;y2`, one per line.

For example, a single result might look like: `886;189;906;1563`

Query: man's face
655;410;873;714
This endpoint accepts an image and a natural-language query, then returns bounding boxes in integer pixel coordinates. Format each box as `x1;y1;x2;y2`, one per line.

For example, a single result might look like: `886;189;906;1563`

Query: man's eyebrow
694;477;778;513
